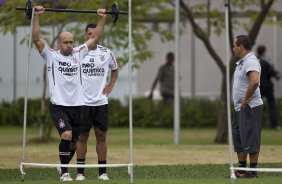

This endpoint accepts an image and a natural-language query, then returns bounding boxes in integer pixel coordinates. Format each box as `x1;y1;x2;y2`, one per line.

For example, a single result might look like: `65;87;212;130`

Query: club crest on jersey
71;56;78;64
100;55;105;61
90;58;94;62
58;119;65;128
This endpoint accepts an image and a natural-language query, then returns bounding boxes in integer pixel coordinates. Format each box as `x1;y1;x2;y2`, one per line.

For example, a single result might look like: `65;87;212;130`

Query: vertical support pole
224;0;236;180
174;0;180;145
128;0;134;183
21;7;35;181
190;29;195;98
272;16;279;93
13;30;17;101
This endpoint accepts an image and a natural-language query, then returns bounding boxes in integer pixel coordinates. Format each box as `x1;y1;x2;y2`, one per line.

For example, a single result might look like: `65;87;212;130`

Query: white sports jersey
81;45;118;106
40;43;88;106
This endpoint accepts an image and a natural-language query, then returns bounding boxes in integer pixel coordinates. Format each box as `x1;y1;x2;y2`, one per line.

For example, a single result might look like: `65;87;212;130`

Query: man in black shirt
256;45;281;129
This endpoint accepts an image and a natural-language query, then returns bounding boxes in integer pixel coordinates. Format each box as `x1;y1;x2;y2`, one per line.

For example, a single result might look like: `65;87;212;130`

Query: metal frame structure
224;0;236;180
20;1;134;183
225;0;282;181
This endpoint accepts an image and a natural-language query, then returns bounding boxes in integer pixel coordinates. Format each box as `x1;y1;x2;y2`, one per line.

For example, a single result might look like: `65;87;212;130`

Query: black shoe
247;171;258;178
235;171;249;178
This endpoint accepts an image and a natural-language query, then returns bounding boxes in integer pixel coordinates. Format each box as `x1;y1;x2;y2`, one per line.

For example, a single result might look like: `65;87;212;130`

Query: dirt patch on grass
2;144;282;169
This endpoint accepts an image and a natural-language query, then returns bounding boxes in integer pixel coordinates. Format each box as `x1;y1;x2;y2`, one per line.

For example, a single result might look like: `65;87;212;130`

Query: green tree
0;0;172;141
181;0;277;143
1;0;280;143
144;0;277;143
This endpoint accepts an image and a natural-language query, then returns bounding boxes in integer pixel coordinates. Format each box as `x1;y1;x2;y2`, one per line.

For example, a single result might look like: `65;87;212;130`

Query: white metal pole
272;16;278;68
128;0;133;183
13;30;17;101
190;28;195;97
272;16;279;93
174;0;180;145
224;0;236;180
21;7;35;181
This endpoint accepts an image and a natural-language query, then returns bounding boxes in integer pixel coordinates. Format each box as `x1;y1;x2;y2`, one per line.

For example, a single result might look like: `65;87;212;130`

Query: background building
0;1;281;102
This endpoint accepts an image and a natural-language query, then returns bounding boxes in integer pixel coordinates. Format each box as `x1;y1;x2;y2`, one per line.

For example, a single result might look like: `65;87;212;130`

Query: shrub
1;97;279;128
181;98;219;128
108;98;128;127
0;98;45;126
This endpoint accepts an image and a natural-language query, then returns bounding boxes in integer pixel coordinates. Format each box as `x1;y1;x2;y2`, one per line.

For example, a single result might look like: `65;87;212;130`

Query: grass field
1;164;282;184
0;126;282;183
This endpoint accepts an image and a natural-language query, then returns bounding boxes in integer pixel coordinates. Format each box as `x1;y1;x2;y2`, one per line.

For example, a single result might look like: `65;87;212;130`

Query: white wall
137;6;282;99
0;26;44;101
1;1;282;102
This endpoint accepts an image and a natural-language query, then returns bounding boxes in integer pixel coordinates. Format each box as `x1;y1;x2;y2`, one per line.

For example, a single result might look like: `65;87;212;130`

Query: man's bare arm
103;69;119;96
86;9;106;50
32;6;45;53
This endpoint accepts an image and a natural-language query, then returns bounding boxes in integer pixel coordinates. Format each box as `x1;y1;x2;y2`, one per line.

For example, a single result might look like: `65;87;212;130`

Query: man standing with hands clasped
32;5;106;181
232;35;263;178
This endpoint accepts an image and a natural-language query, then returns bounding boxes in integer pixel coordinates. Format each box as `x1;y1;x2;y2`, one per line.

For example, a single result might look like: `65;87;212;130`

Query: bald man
32;6;106;181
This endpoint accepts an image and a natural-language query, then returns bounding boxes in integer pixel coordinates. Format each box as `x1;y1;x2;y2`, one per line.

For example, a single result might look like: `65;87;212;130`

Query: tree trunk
214;74;228;143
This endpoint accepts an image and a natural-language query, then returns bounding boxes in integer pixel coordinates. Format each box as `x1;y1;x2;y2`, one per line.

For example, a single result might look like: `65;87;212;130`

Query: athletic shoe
56;166;62;175
98;173;110;180
60;173;73;181
76;174;86;181
247;171;258;178
235;171;249;178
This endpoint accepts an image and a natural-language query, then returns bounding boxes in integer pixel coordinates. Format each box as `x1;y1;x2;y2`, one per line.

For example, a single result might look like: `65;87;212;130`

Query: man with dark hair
32;6;106;181
75;23;119;181
85;23;97;34
149;52;174;100
232;35;263;178
256;45;280;129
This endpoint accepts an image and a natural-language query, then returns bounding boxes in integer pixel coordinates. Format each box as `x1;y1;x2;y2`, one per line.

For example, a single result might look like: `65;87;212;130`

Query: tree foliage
174;0;278;143
0;0;174;141
0;0;175;67
0;0;280;143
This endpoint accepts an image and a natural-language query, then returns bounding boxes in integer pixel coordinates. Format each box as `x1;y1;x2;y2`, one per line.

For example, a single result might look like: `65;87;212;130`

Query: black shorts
232;105;263;153
80;105;108;133
49;104;81;143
